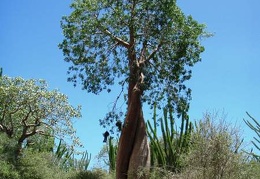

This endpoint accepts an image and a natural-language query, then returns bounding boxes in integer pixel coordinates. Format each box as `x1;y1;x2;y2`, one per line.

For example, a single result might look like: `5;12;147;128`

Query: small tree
60;1;207;178
0;76;81;159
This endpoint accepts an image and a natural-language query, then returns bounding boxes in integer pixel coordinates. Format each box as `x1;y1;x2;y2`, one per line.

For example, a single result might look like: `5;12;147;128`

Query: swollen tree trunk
116;79;150;178
128;109;150;178
116;28;151;177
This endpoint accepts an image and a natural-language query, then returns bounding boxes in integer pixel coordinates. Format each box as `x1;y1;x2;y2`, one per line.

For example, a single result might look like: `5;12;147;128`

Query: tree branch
139;40;148;65
0;126;13;137
94;13;130;49
129;0;137;48
146;42;163;62
103;29;130;48
112;80;126;112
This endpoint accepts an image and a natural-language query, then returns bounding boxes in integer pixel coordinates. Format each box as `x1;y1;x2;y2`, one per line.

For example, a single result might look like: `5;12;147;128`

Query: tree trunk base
116;89;150;179
128;114;150;179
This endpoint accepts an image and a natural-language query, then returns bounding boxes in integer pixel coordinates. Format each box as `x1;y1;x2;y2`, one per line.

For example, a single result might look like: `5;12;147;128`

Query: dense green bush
0;160;20;179
17;150;70;179
68;169;110;179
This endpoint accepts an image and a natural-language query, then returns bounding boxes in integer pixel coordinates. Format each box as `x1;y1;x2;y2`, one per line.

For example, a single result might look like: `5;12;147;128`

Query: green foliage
59;0;207;127
147;104;192;172
0;133;20;178
0;133;17;163
0;160;20;179
244;112;260;161
18;150;70;179
0;132;92;179
26;130;55;153
0;76;82;158
68;169;109;179
241;161;260;179
0;76;97;178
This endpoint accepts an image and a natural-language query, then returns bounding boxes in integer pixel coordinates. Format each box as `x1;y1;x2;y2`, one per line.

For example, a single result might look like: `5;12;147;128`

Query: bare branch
112;80;126;112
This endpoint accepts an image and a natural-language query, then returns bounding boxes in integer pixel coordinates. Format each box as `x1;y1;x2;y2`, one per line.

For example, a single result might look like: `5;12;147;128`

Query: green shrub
18;150;69;179
0;160;20;179
68;168;110;179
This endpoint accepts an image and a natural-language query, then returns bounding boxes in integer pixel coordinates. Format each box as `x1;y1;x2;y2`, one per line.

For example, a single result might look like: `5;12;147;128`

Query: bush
17;150;70;179
68;168;109;179
0;160;20;179
181;112;256;179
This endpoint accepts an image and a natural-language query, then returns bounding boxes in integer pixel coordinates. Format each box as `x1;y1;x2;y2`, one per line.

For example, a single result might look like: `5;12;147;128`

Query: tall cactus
107;137;117;172
54;140;91;171
147;104;193;172
73;150;91;171
244;112;260;161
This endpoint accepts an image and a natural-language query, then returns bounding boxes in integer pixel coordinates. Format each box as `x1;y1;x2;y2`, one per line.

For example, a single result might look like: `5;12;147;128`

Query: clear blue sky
1;0;260;167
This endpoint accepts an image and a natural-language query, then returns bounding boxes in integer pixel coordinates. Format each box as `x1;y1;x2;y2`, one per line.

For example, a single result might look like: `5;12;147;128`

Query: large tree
60;0;206;178
0;76;81;159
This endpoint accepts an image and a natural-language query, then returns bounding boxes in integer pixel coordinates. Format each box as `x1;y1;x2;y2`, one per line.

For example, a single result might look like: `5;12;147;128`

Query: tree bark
128;111;150;179
116;84;150;179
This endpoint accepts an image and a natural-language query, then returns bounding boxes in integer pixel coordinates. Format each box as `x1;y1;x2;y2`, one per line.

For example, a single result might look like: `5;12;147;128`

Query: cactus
54;139;91;171
73;150;91;171
107;137;117;172
244;112;260;161
147;104;193;172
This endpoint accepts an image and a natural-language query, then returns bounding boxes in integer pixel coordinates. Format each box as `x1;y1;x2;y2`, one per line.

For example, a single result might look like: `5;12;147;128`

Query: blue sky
1;0;260;167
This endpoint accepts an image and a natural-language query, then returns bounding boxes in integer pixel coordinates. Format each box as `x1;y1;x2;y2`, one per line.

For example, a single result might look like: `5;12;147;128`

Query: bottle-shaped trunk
116;84;150;179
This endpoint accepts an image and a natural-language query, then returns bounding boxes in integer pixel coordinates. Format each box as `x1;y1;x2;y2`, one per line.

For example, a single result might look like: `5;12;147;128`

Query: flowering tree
0;76;81;159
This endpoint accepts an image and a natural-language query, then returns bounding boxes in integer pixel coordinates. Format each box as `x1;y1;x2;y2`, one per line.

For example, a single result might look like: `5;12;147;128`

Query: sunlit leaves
0;76;82;148
60;0;208;125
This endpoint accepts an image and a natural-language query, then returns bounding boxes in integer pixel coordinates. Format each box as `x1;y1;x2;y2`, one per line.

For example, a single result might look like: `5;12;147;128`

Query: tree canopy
60;0;206;122
0;76;82;157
